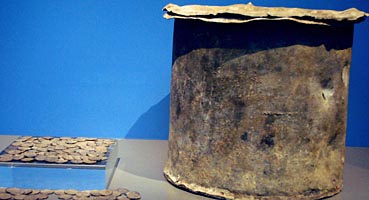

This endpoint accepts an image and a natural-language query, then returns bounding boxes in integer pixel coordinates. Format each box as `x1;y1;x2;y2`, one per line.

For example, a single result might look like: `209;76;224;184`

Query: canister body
165;19;353;199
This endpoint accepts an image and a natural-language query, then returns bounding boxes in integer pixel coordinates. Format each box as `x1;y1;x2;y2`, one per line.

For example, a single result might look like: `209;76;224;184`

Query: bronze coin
54;145;65;150
112;190;124;198
61;155;73;161
17;147;31;151
23;195;38;200
95;147;108;153
21;189;33;195
35;155;46;162
12;142;24;147
0;193;12;200
75;191;90;197
65;144;77;148
84;138;97;141
5;150;19;155
57;194;73;200
35;194;49;200
0;155;13;162
20;142;33;147
17;136;32;142
116;188;129;195
31;190;41;195
70;159;83;164
126;191;141;200
37;143;49;148
64;189;78;195
89;190;101;196
45;156;58;163
117;196;129;200
54;190;65;195
87;152;99;158
6;187;22;195
82;158;97;164
88;156;103;161
21;157;34;162
37;151;47;156
40;189;54;195
24;152;37;158
35;147;48;152
13;194;27;200
55;159;68;164
98;190;112;196
66;140;78;144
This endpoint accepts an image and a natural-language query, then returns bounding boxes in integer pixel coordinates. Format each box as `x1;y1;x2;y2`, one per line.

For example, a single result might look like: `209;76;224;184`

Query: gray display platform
1;136;369;199
107;139;369;200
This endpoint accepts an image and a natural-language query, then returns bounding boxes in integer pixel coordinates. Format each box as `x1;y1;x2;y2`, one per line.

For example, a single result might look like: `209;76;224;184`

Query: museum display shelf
0;136;368;199
0;135;141;200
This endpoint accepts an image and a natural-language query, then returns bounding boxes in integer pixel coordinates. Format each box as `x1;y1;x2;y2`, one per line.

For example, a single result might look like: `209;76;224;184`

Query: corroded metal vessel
163;3;368;200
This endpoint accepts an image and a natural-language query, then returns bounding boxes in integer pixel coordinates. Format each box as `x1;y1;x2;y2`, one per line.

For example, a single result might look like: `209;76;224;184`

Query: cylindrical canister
163;3;368;200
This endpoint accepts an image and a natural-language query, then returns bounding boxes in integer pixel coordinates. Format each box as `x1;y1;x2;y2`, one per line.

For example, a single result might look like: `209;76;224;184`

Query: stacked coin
0;188;49;200
0;136;116;165
0;188;141;200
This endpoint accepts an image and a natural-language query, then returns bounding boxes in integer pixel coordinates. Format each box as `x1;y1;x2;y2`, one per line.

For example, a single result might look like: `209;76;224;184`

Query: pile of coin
0;188;141;200
0;136;116;165
0;188;50;200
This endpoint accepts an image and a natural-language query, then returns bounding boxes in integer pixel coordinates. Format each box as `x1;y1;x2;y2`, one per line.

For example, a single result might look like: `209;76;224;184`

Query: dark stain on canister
241;132;248;141
260;135;275;148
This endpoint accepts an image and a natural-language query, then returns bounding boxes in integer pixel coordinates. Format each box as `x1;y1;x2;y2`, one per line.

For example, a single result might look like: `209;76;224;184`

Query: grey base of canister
164;170;341;200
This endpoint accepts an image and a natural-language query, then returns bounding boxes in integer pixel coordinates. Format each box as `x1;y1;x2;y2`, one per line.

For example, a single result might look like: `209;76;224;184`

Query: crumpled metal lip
163;2;368;26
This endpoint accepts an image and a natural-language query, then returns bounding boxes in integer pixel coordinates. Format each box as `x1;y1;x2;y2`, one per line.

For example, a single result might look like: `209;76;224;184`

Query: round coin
17;147;31;151
84;138;97;141
54;190;65;195
99;190;112;196
31;190;40;195
20;142;33;147
112;190;124;198
54;145;65;150
6;150;21;155
55;159;68;164
13;194;27;200
6;187;22;195
0;193;12;200
64;189;77;195
0;155;13;162
35;194;49;200
75;191;90;197
66;140;77;144
117;196;129;200
21;157;34;162
82;158;97;164
40;189;54;195
89;190;100;196
21;189;32;195
12;142;24;147
35;155;46;162
24;152;37;158
45;156;58;163
24;195;38;200
12;154;25;161
126;191;141;200
17;136;32;142
117;188;129;195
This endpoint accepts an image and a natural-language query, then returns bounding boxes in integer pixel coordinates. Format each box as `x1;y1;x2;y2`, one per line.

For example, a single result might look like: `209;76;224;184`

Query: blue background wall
0;0;368;147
